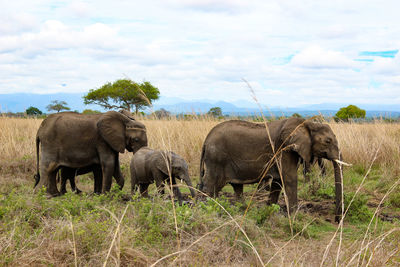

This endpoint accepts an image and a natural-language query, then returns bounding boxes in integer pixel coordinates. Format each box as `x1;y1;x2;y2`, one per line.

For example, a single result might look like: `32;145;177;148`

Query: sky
0;0;399;108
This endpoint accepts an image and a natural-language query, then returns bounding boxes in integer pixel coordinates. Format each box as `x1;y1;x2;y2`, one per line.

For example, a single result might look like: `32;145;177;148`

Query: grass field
1;115;400;266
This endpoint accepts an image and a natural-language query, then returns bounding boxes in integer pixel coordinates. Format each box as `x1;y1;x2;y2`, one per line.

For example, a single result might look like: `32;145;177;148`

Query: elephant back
131;147;153;181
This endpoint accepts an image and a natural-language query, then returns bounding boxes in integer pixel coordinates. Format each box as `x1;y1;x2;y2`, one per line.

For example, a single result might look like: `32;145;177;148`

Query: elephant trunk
183;175;196;198
332;154;344;223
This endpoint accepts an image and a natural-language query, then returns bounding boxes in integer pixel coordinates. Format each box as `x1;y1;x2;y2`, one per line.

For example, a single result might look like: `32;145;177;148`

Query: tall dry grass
1;115;400;266
2;116;400;176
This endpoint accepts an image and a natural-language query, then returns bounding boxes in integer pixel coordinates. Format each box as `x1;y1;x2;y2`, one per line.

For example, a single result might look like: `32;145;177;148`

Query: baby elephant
130;147;196;202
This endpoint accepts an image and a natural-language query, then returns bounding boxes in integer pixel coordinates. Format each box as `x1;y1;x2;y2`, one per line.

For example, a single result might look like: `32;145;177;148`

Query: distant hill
1;93;399;118
0;93;102;113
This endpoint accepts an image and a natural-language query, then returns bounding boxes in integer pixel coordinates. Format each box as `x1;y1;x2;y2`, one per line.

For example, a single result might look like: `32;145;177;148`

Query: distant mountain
0;93;102;113
1;93;399;118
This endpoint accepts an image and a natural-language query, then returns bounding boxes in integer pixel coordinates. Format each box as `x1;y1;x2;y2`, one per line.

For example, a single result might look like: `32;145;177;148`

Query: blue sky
0;0;399;107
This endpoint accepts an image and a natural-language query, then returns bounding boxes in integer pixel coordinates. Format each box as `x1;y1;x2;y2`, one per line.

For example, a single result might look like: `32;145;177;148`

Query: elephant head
158;152;196;198
284;118;343;222
97;111;147;153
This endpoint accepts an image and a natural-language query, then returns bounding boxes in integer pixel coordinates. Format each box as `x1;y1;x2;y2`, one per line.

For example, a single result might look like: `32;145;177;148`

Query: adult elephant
197;118;344;222
34;110;147;196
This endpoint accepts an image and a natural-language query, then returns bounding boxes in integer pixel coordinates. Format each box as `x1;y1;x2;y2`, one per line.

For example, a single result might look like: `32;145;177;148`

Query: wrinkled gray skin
59;163;123;195
34;110;148;196
198;118;343;222
130;147;196;203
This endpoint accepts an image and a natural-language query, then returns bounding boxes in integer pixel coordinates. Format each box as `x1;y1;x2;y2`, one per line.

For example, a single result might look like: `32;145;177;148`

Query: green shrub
387;192;400;208
344;192;374;223
248;204;280;226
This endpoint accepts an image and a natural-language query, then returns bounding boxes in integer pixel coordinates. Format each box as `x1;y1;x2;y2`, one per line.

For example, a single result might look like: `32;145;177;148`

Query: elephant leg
101;156;115;193
258;174;273;191
155;179;165;195
130;164;139;195
69;172;81;194
318;158;327;176
282;177;298;214
281;152;300;213
203;165;223;198
113;155;125;189
39;161;60;196
60;168;68;195
303;161;312;183
93;166;102;194
231;183;243;200
267;179;282;205
139;183;150;197
170;178;183;204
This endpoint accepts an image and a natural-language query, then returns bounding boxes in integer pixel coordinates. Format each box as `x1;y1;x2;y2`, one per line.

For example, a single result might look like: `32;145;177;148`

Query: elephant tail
33;136;40;188
199;143;205;178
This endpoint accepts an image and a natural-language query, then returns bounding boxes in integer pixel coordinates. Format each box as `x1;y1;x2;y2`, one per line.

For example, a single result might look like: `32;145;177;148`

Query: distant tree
153;108;171;119
26;106;42;116
292;113;302;118
183;114;196;120
335;105;366;121
82;109;101;115
207;107;222;117
83;79;160;114
46;100;70;113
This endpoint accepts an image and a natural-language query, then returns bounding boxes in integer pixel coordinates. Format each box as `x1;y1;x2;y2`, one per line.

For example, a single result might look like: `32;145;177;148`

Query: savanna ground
1;115;400;266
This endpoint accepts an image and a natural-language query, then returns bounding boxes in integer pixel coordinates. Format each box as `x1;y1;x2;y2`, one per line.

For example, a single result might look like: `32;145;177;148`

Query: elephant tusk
334;159;352;166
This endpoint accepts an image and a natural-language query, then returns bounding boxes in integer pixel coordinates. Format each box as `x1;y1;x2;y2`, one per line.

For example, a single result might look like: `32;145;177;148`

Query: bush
344;192;374;223
335;105;366;121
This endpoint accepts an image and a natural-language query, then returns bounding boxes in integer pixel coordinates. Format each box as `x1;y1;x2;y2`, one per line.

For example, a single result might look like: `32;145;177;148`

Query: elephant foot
46;191;61;198
74;188;82;194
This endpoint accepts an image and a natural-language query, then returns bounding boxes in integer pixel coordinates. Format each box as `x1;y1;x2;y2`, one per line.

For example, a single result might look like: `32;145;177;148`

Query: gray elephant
34;110;148;196
197;117;344;222
130;147;196;203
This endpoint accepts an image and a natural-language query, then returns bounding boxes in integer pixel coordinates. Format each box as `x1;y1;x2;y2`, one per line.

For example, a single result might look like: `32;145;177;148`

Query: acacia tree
26;106;42;116
83;79;160;113
335;105;366;121
207;107;222;117
46;100;70;113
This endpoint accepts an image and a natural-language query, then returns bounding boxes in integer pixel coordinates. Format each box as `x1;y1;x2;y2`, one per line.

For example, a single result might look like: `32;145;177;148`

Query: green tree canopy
83;79;160;113
207;107;222;117
26;106;42;116
291;113;302;118
335;105;366;121
46;100;70;113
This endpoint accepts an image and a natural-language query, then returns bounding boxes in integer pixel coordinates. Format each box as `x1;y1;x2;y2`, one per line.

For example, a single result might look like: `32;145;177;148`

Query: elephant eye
325;138;332;144
132;137;139;142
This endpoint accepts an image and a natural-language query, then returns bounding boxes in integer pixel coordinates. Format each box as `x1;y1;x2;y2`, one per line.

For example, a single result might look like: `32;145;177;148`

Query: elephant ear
283;120;312;163
119;109;136;120
97;111;128;153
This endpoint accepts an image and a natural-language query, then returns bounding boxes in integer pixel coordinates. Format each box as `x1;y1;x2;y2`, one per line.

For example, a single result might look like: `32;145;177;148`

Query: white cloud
0;13;38;34
0;0;399;107
68;1;91;17
290;45;356;69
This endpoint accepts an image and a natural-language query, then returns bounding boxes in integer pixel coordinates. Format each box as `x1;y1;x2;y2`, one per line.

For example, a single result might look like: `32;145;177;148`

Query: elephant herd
34;110;345;222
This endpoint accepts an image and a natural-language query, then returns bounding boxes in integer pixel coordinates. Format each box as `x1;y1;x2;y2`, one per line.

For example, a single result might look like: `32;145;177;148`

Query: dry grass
3;116;400;174
1;115;400;266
